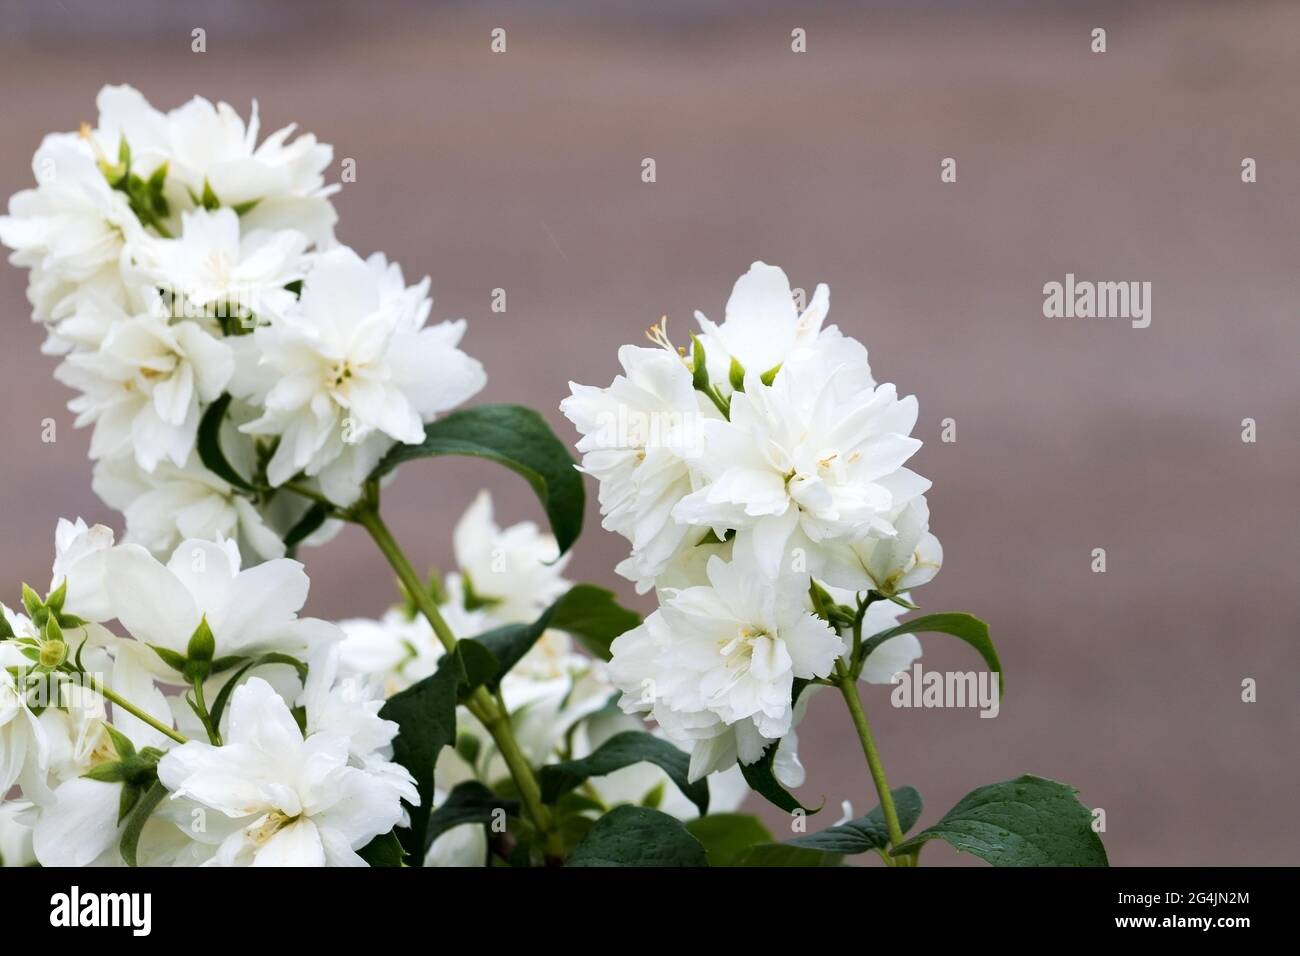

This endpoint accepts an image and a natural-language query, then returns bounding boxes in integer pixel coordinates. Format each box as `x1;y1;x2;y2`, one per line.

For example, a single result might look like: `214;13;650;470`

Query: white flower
834;495;942;598
92;454;292;561
0;133;140;322
105;537;338;671
299;645;401;765
51;517;116;622
0;802;35;867
160;93;338;243
0;638;50;801
55;310;234;471
157;677;412;866
672;351;927;582
31;649;179;867
134;207;307;323
693;261;833;383
561;344;711;593
449;491;570;621
609;551;844;781
241;246;486;504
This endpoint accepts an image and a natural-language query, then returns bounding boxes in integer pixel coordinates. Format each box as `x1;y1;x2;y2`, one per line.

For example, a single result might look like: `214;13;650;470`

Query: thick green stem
81;673;188;746
355;505;558;849
834;659;910;866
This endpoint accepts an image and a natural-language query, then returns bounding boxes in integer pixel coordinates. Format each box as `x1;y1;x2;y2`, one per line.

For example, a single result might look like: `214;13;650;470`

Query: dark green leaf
425;781;519;853
370;404;585;555
120;780;167;867
539;730;708;816
739;679;820;814
197;394;256;492
859;612;1003;698
789;786;922;854
357;831;406;867
566;806;707;867
0;612;13;640
379;645;490;863
891;775;1108;867
282;503;329;550
548;585;640;662
685;813;773;867
731;843;845;867
471;584;639;684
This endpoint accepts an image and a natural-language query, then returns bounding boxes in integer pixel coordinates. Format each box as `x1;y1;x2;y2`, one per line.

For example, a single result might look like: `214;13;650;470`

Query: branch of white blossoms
562;262;1107;867
1;86;1107;867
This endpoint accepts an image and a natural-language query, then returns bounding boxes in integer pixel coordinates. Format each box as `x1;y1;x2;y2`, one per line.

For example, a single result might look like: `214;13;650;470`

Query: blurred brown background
1;1;1297;865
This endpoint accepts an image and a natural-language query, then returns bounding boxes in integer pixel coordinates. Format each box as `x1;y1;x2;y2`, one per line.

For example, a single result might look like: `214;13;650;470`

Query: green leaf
471;584;639;682
690;334;710;391
200;179;221;210
196;394;256;492
370;404;584;555
148;644;189;675
859;612;1003;697
731;843;845;867
282;503;329;550
0;612;13;640
891;775;1108;867
378;644;491;863
685;813;773;867
789;787;922;854
119;780;167;867
567;806;707;867
45;578;67;614
83;761;130;783
207;652;309;730
739;679;820;814
357;831;406;867
539;731;708;816
424;781;519;853
544;584;639;662
103;723;137;762
728;357;746;392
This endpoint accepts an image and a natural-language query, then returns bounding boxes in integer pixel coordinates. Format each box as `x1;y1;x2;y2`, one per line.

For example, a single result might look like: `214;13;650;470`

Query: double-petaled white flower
105;537;338;672
561;344;712;593
448;490;570;621
134;207;308;324
92;455;297;562
157;677;413;866
55;309;234;472
242;247;486;504
608;549;844;780
0;133;140;324
672;351;927;583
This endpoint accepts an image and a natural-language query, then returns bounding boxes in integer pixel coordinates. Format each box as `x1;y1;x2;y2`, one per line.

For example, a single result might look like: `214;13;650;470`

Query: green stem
191;677;221;745
81;672;188;746
354;504;559;851
834;659;910;866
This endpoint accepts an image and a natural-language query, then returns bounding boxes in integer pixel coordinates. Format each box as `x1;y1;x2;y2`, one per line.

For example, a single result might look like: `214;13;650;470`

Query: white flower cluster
335;491;748;865
0;86;485;561
0;518;415;866
562;263;944;781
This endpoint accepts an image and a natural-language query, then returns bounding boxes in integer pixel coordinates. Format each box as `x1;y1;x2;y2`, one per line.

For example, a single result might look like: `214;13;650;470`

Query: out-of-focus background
1;1;1297;865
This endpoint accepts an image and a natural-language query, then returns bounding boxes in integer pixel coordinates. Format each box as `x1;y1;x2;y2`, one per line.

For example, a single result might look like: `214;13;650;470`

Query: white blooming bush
0;88;1106;867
